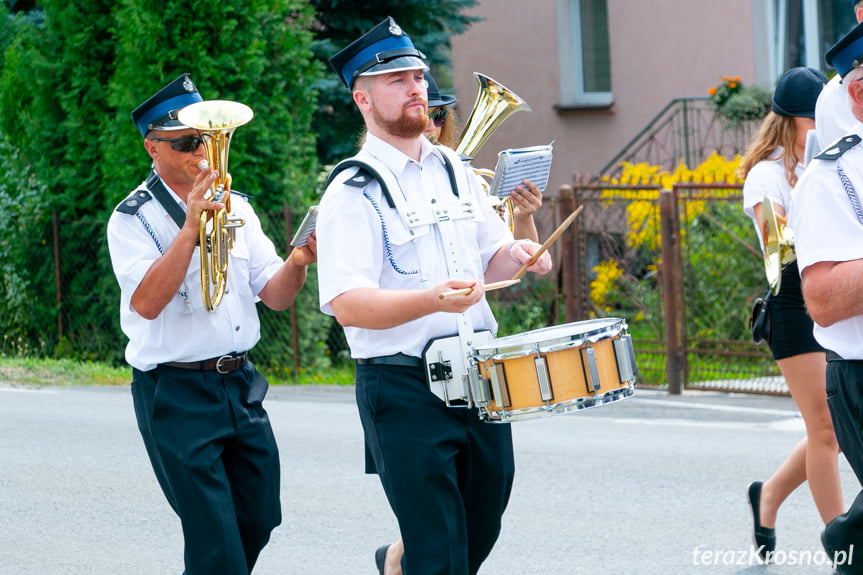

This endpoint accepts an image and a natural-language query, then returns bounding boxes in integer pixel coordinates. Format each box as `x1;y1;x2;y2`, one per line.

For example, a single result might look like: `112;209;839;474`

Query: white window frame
765;0;821;81
556;0;613;107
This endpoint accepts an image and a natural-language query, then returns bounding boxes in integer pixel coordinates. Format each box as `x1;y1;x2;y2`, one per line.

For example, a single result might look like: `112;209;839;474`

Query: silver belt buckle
215;354;234;374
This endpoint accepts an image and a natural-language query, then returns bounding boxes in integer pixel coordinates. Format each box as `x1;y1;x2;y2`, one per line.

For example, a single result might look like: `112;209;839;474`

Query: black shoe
748;481;776;561
822;527;855;574
375;544;389;575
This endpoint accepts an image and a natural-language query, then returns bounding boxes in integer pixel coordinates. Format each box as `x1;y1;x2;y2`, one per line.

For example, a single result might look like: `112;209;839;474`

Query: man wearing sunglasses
106;73;316;575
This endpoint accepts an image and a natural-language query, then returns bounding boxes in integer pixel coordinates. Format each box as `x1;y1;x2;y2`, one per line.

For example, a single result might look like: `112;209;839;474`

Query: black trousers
132;362;281;575
356;363;515;575
824;358;863;572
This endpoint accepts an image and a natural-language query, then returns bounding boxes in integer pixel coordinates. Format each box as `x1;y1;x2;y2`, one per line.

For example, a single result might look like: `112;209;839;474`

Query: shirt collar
363;131;444;175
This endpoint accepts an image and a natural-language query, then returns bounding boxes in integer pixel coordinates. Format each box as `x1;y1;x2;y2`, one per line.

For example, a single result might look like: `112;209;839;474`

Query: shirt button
235;326;240;331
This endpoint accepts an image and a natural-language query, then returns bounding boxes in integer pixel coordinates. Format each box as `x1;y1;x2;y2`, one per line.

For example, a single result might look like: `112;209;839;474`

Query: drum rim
474;317;625;356
481;383;636;422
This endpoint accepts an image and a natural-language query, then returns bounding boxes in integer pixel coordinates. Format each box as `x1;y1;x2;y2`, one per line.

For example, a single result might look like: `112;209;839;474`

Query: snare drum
470;318;637;422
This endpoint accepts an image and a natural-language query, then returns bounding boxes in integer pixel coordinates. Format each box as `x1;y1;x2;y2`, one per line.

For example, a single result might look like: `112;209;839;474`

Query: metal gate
557;182;784;394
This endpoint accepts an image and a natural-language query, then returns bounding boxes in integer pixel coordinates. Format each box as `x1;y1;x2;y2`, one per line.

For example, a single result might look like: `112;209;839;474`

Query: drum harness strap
327;146;486;405
116;169;193;313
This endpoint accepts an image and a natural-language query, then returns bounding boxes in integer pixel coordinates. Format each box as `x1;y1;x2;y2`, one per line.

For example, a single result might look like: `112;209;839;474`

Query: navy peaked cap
329;17;428;89
131;73;202;137
826;20;863;77
425;71;456;107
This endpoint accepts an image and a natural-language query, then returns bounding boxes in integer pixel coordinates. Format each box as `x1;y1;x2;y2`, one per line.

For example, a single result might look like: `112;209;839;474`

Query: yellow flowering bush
590;260;623;308
590;154;742;310
599;153;741;250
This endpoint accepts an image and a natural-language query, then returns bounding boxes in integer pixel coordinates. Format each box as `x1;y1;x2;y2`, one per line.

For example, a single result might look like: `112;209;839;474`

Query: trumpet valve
224;214;245;229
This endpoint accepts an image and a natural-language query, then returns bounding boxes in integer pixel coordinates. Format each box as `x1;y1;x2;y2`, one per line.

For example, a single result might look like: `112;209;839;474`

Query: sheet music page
290;205;318;248
488;144;553;199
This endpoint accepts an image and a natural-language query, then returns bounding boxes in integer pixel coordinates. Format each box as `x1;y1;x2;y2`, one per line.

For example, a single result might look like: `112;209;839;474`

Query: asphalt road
0;383;858;575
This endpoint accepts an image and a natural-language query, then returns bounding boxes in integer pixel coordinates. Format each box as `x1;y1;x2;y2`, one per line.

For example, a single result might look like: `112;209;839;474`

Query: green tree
0;128;54;356
0;0;326;362
309;0;480;164
1;0;322;217
107;0;322;213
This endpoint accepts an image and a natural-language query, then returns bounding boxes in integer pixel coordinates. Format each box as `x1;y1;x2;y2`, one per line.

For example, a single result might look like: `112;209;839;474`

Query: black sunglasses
429;109;448;127
150;135;204;153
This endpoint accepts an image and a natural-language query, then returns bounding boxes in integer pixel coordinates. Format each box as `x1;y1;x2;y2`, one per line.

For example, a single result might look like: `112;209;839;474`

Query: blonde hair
738;111;800;187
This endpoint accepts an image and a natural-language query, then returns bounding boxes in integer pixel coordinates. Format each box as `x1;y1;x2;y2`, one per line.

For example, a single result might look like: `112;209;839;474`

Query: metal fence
556;182;782;394
598;97;758;179
15;185;783;393
42;206;337;376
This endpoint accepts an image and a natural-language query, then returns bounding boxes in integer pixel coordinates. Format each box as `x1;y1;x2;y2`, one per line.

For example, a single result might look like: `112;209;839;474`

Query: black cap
771;67;827;118
329;17;428;89
425;71;456;108
131;73;203;137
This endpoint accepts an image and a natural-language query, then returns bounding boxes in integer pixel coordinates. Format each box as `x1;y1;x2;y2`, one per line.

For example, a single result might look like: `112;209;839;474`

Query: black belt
826;350;863;364
827;350;843;362
160;352;247;374
355;353;422;368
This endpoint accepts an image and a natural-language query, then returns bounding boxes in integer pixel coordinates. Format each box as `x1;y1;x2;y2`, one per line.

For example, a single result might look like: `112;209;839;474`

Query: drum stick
438;279;521;300
511;204;583;281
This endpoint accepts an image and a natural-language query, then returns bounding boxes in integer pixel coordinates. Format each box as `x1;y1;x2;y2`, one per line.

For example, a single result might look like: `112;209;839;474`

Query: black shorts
766;261;824;361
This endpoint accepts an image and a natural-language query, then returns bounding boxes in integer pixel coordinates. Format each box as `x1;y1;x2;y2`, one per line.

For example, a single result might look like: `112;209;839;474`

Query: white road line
633;397;801;418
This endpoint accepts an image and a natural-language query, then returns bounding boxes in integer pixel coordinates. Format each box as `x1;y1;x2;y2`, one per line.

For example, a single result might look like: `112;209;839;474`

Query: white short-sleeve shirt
791;136;863;359
741;148;801;248
106;173;285;371
316;133;513;359
815;74;859;150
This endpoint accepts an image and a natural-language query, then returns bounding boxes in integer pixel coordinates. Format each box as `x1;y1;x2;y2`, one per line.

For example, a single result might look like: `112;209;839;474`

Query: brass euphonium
761;196;795;295
177;100;254;311
455;73;531;230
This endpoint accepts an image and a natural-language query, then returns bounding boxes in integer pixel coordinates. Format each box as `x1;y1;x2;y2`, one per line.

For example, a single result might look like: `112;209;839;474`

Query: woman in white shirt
740;66;842;562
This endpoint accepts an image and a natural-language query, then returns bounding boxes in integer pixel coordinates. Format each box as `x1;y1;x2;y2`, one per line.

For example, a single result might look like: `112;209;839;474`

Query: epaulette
815;134;862;161
344;168;374;189
326;160;396;208
115;190;152;215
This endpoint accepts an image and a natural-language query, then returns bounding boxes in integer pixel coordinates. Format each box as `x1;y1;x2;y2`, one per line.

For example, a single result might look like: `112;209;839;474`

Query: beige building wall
449;0;759;197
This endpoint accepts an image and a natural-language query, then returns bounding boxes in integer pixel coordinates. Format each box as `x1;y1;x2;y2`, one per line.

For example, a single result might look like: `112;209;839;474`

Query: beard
372;101;428;139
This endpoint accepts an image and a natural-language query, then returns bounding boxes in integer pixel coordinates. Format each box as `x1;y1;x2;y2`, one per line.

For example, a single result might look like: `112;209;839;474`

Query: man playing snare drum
316;17;552;575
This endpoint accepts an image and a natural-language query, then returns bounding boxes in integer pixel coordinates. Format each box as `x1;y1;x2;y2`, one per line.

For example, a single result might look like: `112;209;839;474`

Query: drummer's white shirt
815;74;858;151
106;175;284;371
791;133;863;359
317;133;512;359
741;147;801;248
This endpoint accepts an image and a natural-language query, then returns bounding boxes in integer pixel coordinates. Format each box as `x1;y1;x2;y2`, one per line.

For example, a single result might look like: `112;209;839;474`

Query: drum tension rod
534;353;554;403
581;346;602;394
